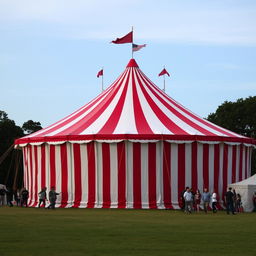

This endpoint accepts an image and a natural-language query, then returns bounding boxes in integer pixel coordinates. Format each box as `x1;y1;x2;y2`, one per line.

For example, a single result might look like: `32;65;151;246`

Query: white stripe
171;144;179;209
141;143;149;208
66;143;73;207
45;144;50;204
114;72;138;134
197;143;203;193
126;141;133;208
236;145;240;182
110;144;118;208
80;144;88;208
227;146;233;186
218;144;224;205
31;146;36;205
156;142;164;209
37;146;42;205
242;146;245;180
54;146;62;207
185;143;192;188
95;143;103;208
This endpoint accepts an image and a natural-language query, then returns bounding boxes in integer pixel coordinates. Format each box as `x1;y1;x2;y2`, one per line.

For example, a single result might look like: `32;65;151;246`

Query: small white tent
230;174;256;212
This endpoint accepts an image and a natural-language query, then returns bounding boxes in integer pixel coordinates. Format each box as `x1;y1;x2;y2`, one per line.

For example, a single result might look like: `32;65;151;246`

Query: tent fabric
23;142;252;209
230;174;256;212
15;59;255;146
15;58;255;209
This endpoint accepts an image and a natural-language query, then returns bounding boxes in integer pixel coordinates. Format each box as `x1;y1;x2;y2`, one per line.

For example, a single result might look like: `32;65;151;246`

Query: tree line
0;95;255;187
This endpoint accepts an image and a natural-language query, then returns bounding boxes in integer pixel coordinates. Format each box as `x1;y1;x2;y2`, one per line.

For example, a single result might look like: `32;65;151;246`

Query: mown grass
0;207;255;256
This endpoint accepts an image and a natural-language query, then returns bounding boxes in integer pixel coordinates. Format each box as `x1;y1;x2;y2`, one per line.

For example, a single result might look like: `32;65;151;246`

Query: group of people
181;187;243;214
0;185;60;209
0;186;29;207
38;186;60;209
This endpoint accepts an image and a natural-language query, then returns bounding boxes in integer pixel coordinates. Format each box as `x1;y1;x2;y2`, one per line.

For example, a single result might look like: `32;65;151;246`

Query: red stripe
58;71;128;135
99;71;130;134
178;144;185;208
148;143;157;209
191;142;198;191
102;143;111;208
232;146;237;183
35;73;123;137
133;143;141;208
33;146;38;207
73;144;82;208
239;144;243;181
163;141;172;209
117;142;126;208
203;144;209;190
136;70;216;136
87;142;96;208
49;145;56;188
41;145;46;191
137;69;239;138
136;71;187;135
245;147;248;179
222;144;228;202
60;144;68;208
132;70;153;134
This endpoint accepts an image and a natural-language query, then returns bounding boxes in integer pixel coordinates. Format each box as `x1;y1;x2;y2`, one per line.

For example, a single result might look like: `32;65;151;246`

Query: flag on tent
112;31;133;44
132;43;146;52
158;68;170;77
97;69;103;78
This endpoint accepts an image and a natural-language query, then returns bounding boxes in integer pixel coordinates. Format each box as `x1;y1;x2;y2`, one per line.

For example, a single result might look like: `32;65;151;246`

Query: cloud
1;0;256;46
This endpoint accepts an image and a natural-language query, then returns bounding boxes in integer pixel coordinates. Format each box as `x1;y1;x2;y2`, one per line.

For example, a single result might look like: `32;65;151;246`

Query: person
0;185;7;206
47;186;60;209
225;187;235;215
14;189;21;206
6;187;14;207
183;187;193;213
21;188;29;207
180;187;189;211
236;193;242;213
233;189;237;212
194;189;201;212
211;190;218;213
253;192;256;212
38;187;47;208
202;188;211;213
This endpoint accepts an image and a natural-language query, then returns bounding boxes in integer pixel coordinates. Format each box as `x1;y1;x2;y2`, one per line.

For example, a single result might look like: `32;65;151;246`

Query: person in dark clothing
47;187;60;209
6;188;13;207
225;187;235;215
38;187;47;208
253;192;256;212
21;188;29;207
180;187;189;211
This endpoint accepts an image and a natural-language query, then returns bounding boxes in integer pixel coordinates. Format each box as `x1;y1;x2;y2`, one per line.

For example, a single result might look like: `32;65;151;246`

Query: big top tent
15;58;256;209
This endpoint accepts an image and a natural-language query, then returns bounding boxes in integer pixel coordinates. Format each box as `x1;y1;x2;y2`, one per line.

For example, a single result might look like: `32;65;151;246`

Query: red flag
158;68;170;77
112;31;133;44
97;69;103;78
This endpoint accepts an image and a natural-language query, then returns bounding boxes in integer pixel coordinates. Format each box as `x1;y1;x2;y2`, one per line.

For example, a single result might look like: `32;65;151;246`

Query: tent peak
126;59;139;68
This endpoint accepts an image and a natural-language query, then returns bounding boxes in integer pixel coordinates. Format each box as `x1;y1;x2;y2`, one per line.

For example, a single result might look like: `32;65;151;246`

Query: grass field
0;207;255;256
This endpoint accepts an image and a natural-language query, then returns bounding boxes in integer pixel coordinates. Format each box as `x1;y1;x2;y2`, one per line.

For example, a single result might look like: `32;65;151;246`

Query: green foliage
207;96;256;174
0;208;256;256
207;96;256;139
22;120;42;134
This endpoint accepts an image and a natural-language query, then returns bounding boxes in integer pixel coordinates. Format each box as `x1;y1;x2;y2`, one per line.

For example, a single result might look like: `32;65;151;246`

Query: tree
207;96;256;174
22;120;42;134
0;111;24;186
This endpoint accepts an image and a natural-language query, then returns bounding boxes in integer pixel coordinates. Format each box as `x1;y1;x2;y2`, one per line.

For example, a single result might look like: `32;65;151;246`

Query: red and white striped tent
15;59;255;209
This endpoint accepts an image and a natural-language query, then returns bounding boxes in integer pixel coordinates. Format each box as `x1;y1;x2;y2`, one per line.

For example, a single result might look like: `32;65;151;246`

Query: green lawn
0;207;255;256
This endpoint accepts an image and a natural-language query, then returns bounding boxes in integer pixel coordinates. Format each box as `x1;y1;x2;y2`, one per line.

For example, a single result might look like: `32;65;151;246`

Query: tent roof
15;59;256;145
230;174;256;186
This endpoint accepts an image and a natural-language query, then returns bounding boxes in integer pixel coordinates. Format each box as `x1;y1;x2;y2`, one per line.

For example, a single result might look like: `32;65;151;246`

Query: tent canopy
15;59;256;145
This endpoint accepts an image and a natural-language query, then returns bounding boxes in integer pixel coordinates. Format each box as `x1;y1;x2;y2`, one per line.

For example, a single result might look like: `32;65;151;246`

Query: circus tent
15;59;256;209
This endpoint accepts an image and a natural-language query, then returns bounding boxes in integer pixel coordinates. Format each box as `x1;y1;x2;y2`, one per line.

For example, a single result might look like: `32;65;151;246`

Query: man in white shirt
183;187;193;213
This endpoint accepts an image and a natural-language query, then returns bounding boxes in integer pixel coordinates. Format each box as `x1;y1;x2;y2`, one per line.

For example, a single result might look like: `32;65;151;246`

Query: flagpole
101;67;104;92
131;26;133;59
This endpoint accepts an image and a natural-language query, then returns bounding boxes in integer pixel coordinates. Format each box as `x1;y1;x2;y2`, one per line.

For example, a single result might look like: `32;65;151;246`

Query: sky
0;0;256;128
